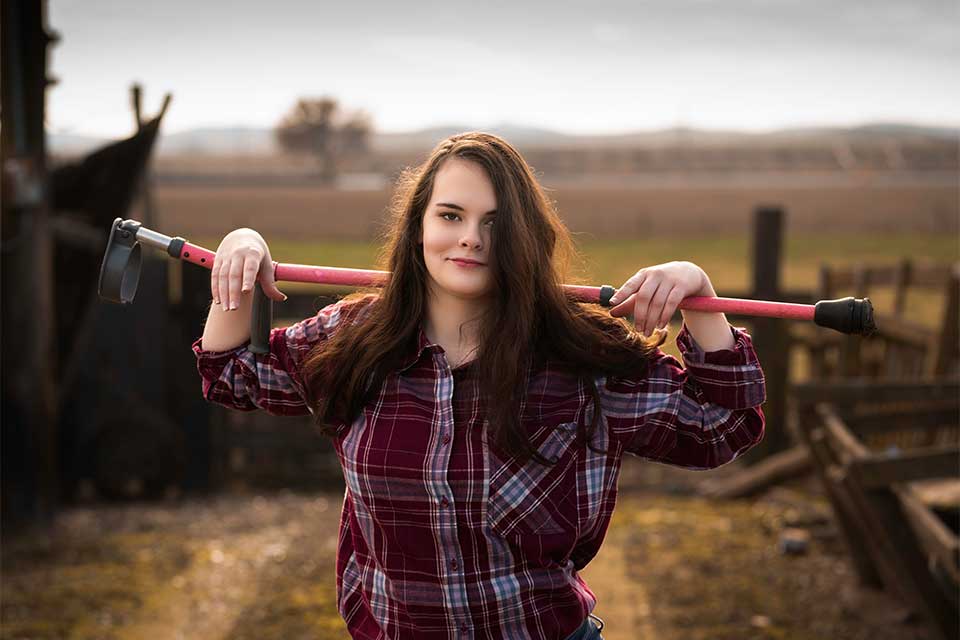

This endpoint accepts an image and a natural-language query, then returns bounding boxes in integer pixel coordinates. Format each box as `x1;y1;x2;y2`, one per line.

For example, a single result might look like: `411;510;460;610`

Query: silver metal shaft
135;226;173;252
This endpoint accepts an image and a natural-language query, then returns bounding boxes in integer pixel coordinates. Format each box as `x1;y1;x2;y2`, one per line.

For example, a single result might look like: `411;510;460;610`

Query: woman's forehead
431;158;497;211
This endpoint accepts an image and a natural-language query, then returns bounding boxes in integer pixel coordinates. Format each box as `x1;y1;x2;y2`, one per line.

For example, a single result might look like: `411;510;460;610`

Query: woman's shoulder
316;291;380;327
284;292;380;348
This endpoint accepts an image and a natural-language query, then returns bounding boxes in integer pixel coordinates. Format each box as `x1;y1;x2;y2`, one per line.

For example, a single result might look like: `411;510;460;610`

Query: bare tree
274;97;373;185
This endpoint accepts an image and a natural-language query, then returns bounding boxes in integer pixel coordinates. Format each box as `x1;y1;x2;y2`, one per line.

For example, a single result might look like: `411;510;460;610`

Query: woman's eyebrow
436;202;497;215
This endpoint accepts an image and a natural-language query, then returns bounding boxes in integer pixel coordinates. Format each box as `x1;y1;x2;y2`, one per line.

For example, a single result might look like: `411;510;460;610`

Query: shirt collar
396;324;440;374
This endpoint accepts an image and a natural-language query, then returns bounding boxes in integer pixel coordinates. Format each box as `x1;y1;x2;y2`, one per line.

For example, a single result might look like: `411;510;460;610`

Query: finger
255;258;285;301
646;284;675;334
643;283;672;336
266;281;288;301
608;271;647;315
211;256;222;306
656;286;684;330
609;270;646;306
633;277;663;335
218;257;232;311
241;253;259;295
228;255;244;310
608;290;638;317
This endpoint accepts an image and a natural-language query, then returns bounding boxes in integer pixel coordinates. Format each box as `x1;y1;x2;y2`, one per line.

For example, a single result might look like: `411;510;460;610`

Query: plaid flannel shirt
192;295;766;639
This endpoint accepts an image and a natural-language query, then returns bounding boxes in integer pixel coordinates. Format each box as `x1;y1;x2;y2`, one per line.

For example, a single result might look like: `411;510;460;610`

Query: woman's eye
441;213;459;221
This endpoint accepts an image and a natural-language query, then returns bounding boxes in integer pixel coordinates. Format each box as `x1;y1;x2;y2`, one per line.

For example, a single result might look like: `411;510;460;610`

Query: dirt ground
1;460;941;640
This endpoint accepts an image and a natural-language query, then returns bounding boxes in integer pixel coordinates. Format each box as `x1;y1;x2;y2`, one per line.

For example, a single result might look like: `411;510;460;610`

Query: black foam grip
250;282;273;354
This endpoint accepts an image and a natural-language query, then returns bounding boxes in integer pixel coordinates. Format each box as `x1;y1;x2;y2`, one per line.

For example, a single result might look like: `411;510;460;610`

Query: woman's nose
459;226;483;248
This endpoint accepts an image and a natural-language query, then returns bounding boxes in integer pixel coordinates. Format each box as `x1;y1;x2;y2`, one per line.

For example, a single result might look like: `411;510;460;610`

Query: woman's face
421;157;497;303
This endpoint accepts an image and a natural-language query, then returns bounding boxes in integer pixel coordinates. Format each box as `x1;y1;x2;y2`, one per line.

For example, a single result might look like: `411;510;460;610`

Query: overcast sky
47;0;959;138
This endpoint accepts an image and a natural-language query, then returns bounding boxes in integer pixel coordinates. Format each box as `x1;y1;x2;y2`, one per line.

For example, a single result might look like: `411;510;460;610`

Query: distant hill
49;122;959;157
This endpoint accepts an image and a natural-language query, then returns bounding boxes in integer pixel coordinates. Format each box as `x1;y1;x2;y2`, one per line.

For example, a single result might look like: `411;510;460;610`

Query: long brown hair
301;132;667;464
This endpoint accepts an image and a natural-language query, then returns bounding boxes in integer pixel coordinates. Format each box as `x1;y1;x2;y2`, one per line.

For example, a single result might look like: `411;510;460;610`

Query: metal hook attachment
98;218;143;304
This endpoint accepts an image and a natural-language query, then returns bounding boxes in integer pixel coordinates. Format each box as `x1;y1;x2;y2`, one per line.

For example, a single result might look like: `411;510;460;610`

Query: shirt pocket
485;421;580;538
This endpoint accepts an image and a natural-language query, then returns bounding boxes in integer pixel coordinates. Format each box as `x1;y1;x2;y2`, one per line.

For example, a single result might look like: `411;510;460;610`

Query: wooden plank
846;399;958;423
843;470;960;640
892;258;912;317
828;262;957;289
835;466;918;601
808;433;883;587
931;266;960;377
900;486;960;588
816;402;870;462
793;402;883;585
910;479;960;510
850;445;960;489
700;445;811;498
791;380;960;407
871;312;937;349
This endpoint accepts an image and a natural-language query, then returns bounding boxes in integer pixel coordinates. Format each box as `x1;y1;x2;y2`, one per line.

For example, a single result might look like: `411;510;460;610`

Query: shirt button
442;433;451;445
440;496;449;507
450;559;459;570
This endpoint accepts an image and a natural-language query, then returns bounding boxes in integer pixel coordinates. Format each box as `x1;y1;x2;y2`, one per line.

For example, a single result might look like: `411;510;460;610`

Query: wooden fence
791;379;959;640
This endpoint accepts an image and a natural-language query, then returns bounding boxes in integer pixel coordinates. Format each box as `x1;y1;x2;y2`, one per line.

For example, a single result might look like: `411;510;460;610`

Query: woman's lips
449;258;486;267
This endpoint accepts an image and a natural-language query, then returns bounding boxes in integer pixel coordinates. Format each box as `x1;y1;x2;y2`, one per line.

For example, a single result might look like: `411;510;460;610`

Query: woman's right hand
211;228;287;312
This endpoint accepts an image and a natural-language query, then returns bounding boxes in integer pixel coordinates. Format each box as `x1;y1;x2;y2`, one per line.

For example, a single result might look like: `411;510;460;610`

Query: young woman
193;132;766;640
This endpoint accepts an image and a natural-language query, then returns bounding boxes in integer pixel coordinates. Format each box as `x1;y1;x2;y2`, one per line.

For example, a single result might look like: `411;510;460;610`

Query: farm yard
1;471;944;640
12;113;960;640
7;0;959;637
3;182;956;638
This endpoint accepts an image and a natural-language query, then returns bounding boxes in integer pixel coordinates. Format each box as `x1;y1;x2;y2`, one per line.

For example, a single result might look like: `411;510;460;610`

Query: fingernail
230;301;238;310
282;294;288;301
214;299;220;305
609;296;619;305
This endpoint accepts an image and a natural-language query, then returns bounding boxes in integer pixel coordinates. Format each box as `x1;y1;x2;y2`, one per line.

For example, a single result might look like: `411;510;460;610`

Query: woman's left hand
607;261;714;336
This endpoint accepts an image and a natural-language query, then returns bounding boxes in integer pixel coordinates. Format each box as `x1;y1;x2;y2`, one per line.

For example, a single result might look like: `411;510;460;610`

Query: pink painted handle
176;240;815;319
674;296;814;320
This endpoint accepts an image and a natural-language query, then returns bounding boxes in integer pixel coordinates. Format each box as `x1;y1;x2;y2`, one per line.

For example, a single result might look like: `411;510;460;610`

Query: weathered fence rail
790;379;959;640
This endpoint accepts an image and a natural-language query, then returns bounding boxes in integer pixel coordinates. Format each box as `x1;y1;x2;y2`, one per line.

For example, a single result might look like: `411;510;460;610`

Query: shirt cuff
675;323;766;409
191;335;251;381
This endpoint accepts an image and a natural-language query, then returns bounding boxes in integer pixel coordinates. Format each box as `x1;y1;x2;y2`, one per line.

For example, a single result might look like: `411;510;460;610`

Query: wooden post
1;0;59;528
930;263;959;378
168;258;215;491
130;83;156;228
743;205;791;462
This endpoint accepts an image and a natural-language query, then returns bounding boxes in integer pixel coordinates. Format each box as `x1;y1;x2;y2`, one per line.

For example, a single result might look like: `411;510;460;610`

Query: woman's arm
597;324;766;469
201;228;287;352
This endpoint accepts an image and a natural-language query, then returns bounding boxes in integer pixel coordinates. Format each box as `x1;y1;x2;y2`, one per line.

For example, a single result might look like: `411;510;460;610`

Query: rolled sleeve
676;323;767;410
191;325;310;416
191;293;377;416
600;323;766;470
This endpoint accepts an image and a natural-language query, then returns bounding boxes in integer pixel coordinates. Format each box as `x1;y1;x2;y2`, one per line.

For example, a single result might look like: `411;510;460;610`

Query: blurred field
154;175;958;241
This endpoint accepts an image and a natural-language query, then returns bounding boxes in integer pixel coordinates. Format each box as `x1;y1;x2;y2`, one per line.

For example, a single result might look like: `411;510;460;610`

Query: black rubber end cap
813;297;877;336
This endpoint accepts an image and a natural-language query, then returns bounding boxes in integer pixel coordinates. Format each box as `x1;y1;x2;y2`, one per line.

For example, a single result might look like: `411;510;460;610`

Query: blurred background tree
274;96;373;185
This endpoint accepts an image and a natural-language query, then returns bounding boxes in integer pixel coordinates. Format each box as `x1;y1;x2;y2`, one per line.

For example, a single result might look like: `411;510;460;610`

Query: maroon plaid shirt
192;295;766;639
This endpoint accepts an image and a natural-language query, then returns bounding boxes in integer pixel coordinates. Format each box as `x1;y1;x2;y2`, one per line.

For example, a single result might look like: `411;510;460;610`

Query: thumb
257;271;288;302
